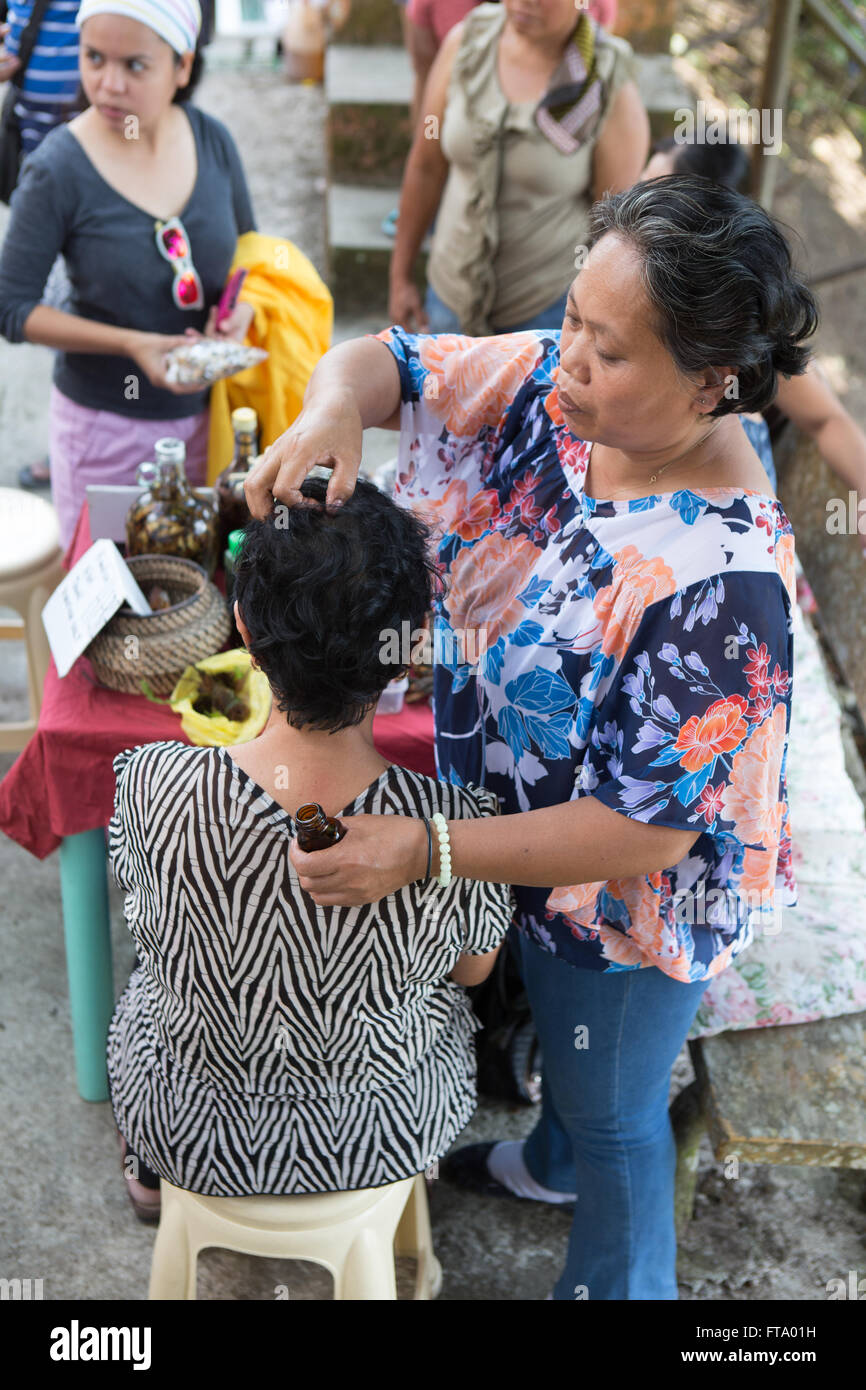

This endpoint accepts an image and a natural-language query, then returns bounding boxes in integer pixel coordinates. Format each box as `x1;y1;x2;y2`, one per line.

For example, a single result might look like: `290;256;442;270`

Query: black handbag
0;0;54;205
469;940;543;1105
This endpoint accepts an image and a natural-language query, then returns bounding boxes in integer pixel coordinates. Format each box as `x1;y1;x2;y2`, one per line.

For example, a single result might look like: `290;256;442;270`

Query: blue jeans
424;284;570;335
515;930;709;1300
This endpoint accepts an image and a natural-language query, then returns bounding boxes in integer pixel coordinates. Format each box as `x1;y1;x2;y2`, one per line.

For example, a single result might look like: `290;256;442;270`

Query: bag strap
10;0;55;89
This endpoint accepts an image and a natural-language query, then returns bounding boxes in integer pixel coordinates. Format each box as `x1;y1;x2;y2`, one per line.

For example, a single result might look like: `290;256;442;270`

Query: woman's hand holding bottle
289;813;430;907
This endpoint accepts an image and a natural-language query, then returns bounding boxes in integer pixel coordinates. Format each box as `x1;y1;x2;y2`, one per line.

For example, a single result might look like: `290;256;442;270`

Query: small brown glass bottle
295;802;347;851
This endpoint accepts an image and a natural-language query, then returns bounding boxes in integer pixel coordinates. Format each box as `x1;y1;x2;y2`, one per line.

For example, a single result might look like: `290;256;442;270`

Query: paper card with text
41;539;151;678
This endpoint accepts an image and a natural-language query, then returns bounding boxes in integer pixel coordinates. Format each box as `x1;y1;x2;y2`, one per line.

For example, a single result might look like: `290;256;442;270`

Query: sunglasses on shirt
154;215;204;311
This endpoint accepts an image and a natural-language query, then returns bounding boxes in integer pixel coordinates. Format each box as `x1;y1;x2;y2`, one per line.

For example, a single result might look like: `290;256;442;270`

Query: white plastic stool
149;1173;443;1301
0;488;64;753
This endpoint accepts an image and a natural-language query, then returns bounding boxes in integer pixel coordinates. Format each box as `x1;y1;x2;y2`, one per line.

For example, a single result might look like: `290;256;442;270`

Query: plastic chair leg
149;1194;197;1300
58;829;114;1101
394;1176;440;1298
335;1228;398;1300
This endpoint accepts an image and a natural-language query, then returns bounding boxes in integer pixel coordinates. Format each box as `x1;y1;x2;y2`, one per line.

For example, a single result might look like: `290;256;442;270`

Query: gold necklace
590;419;724;493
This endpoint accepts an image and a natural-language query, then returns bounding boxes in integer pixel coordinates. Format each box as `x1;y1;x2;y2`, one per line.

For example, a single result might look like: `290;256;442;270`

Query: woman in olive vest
388;0;649;336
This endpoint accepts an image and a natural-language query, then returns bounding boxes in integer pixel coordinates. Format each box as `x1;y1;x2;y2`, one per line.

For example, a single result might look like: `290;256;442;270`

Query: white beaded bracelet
431;813;452;887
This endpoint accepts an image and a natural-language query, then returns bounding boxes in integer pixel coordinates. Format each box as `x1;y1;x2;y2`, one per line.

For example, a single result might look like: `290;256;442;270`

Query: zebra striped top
107;741;513;1196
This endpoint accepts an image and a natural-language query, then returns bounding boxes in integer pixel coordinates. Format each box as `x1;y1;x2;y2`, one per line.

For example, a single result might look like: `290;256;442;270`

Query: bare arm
288;793;700;907
776;364;866;497
24;305;147;355
388;22;461;331
23;306;204;395
590;79;651;202
439;795;698;887
245;336;402;515
449;943;503;987
405;17;439;129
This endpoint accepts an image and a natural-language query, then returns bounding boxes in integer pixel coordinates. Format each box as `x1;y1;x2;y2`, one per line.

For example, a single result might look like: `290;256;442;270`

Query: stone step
326;44;693;183
337;0;403;46
327;183;426;316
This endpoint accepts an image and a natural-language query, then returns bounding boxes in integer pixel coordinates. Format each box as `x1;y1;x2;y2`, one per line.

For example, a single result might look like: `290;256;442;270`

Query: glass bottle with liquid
294;803;347;852
126;437;219;576
216;407;258;555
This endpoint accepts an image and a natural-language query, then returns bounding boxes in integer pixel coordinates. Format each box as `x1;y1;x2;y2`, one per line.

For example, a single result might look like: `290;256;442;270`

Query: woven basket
85;555;232;696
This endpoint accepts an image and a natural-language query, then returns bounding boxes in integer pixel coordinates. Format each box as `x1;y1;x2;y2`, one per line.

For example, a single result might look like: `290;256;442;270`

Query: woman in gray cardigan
0;0;255;544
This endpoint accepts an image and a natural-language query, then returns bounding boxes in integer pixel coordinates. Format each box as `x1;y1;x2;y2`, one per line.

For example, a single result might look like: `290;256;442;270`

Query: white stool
149;1173;443;1301
0;488;64;753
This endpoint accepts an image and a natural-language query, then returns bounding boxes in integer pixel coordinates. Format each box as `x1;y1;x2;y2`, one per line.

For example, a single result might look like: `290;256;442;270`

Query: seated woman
107;476;512;1220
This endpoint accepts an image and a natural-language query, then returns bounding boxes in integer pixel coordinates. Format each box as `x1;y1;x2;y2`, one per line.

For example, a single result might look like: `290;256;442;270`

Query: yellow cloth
206;232;333;484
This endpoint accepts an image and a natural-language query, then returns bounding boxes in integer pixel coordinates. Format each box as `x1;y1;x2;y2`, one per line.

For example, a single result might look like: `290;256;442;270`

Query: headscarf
535;14;603;156
75;0;202;55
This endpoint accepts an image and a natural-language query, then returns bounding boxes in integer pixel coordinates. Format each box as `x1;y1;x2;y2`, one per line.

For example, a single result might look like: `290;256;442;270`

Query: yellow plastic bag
169;649;272;747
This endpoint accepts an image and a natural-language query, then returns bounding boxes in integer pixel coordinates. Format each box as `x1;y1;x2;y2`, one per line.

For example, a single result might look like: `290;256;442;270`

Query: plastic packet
168;649;272;746
165;341;268;386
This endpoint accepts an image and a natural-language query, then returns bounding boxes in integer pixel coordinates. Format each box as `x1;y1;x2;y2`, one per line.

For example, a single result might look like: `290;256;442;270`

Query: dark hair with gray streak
586;175;818;416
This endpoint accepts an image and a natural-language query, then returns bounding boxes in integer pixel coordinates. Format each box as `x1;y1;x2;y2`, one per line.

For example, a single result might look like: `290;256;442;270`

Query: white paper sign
42;538;152;678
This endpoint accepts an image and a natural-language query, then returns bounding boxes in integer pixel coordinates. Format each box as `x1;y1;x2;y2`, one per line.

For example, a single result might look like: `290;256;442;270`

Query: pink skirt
49;386;210;548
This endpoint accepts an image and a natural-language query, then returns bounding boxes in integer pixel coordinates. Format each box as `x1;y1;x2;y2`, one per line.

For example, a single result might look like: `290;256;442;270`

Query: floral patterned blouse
378;326;797;983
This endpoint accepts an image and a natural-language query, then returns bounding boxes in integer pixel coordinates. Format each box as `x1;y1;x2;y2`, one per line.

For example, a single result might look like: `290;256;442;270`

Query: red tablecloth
0;506;435;860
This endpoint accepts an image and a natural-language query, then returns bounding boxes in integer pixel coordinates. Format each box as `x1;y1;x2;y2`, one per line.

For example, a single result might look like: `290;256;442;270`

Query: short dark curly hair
233;476;438;733
586;175;819;415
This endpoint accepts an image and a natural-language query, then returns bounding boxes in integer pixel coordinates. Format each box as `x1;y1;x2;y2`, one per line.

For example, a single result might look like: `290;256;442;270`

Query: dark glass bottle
216;407;258;554
126;437;219;576
295;802;347;852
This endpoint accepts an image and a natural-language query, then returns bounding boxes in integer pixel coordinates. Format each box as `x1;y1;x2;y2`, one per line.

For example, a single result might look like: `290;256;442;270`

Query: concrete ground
1;41;865;1302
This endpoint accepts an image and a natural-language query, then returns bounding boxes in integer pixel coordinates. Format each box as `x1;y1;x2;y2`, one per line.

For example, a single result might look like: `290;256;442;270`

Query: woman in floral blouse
246;177;817;1300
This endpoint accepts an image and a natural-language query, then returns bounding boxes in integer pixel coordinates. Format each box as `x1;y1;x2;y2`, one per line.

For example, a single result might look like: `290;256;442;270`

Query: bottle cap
227;529;246;559
154;437;186;464
231;408;258;431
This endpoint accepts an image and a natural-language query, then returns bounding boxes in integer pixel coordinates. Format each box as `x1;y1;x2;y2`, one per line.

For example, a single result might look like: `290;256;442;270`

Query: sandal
117;1132;162;1224
18;461;51;491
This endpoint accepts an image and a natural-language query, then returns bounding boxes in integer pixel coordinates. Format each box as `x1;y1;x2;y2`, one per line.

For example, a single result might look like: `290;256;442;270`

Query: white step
326;44;412;106
329;183;401;252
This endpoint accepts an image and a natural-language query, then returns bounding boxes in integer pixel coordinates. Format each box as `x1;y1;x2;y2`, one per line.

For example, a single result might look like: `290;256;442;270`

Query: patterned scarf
535;14;603;155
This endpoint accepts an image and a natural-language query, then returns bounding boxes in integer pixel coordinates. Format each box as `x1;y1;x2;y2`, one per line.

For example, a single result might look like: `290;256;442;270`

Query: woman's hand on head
289;813;430;907
245;389;364;518
126;329;208;395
